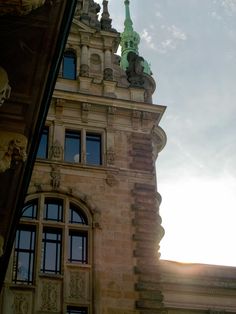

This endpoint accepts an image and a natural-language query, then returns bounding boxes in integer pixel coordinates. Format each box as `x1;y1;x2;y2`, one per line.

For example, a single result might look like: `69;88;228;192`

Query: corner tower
0;1;166;314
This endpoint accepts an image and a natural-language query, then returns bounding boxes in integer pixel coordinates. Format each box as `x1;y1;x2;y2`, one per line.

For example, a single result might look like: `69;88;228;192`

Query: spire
120;0;152;76
120;0;140;58
124;0;133;31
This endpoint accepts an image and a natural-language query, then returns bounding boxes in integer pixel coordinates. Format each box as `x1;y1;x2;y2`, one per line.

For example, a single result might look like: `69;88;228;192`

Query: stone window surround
12;193;92;285
38;123;106;166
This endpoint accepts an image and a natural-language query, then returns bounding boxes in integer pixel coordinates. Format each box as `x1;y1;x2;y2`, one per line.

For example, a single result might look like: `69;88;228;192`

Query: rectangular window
41;229;61;274
37;127;49;159
67;306;88;314
63;53;76;80
68;231;87;264
86;133;101;165
13;226;35;284
65;130;81;163
44;198;63;222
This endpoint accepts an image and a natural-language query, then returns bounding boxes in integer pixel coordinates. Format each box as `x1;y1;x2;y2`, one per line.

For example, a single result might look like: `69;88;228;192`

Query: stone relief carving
104;68;113;81
13;294;29;314
69;271;86;299
107;147;115;165
106;173;118;187
41;281;58;311
50;165;61;190
0;0;45;16
0;132;27;173
0;66;11;106
81;102;91;123
80;64;90;77
126;52;145;87
49;140;63;160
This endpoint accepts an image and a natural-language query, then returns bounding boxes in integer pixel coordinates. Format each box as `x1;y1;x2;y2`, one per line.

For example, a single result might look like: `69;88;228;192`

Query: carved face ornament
0;67;11;106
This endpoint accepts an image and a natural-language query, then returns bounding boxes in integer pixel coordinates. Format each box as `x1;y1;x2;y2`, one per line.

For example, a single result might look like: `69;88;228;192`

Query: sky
97;0;236;266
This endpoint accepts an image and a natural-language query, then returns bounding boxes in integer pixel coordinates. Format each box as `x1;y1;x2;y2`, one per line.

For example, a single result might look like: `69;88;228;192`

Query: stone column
104;49;113;81
80;45;89;77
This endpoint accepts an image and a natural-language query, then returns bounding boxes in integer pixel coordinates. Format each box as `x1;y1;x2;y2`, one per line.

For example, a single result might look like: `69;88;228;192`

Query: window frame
64;127;103;166
44;197;63;222
64;129;81;163
37;126;49;159
67;306;88;314
41;227;62;274
13;195;92;286
62;50;77;80
68;230;88;264
12;225;36;284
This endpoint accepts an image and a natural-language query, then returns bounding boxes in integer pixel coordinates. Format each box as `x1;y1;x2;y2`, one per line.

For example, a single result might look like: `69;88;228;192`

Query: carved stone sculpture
50;165;61;190
107;147;115;165
0;132;27;173
104;68;113;81
126;51;145;87
49;140;63;160
0;66;11;106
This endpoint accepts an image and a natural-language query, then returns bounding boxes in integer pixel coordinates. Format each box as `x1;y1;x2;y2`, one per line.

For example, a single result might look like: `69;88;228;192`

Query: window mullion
81;129;86;164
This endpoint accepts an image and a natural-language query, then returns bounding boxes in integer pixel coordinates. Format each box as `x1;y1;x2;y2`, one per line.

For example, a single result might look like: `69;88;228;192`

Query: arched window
21;199;38;219
62;50;77;79
13;195;91;283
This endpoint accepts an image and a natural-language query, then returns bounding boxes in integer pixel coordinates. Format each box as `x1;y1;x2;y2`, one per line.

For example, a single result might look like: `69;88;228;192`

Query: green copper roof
120;0;152;76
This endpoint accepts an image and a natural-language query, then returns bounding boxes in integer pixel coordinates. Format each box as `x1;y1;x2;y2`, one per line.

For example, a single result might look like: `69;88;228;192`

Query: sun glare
159;176;236;266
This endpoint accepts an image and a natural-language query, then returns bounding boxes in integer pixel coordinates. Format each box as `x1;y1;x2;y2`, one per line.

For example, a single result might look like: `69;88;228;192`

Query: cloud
212;0;236;17
168;25;187;41
141;29;156;50
141;24;187;54
221;0;236;14
211;11;222;20
155;11;162;18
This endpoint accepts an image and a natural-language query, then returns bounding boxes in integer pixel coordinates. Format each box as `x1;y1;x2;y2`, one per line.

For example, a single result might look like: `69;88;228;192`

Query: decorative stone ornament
0;132;27;173
0;66;11;106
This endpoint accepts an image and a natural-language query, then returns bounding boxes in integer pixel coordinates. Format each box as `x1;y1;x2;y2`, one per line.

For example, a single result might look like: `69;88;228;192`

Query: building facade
0;1;167;313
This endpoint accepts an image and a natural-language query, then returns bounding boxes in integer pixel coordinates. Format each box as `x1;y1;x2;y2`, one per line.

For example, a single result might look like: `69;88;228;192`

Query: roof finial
101;0;112;30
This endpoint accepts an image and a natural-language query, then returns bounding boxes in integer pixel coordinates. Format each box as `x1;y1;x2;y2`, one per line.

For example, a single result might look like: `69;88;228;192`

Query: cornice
53;90;166;121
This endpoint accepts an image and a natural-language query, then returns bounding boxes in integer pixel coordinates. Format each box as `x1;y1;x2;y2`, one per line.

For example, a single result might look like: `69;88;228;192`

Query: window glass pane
13;227;35;284
44;198;63;221
63;52;76;80
18;229;35;249
65;130;81;163
22;200;38;219
86;133;101;165
41;229;61;274
67;307;87;314
69;231;87;263
37;127;49;159
69;204;88;225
